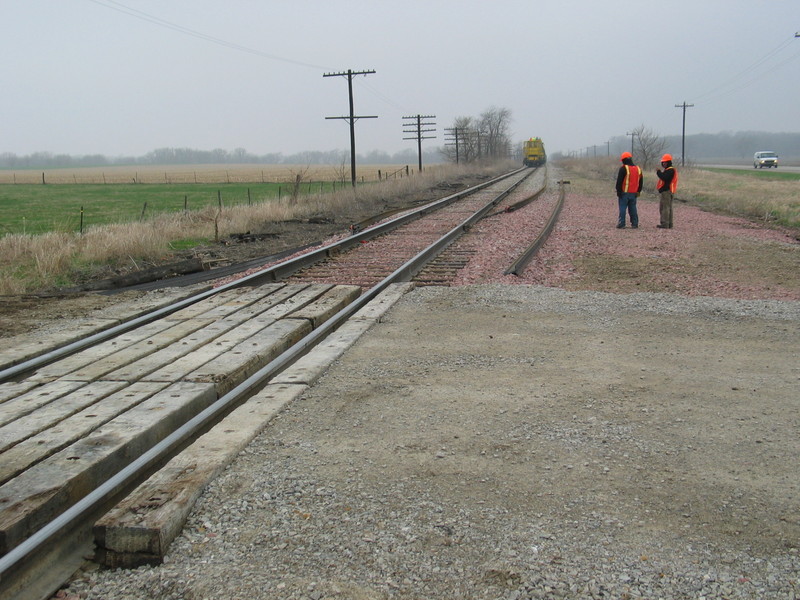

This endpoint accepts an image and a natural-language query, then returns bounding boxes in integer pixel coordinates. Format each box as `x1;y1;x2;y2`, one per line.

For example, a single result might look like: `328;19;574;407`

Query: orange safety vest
621;165;642;193
656;166;678;193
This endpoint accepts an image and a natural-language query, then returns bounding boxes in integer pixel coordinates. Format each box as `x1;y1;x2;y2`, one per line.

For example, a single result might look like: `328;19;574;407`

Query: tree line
0;105;516;171
0;146;444;170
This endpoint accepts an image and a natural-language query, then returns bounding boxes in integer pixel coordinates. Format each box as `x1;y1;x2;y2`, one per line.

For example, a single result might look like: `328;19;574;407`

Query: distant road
698;163;800;173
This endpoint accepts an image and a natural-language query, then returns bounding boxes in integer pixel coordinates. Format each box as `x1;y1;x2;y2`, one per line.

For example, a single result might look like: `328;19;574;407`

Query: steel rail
0;168;534;600
504;179;569;276
0;168;526;385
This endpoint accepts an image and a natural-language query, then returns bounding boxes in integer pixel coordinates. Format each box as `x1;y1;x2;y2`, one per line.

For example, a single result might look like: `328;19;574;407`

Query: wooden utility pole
402;114;436;172
674;101;694;166
625;131;637;155
444;127;467;164
324;69;377;187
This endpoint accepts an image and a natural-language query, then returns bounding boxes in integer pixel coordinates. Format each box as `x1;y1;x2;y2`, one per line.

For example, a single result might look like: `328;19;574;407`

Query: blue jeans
618;193;638;227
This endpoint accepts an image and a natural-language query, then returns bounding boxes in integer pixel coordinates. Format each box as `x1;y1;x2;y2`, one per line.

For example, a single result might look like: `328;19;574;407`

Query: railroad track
0;166;561;600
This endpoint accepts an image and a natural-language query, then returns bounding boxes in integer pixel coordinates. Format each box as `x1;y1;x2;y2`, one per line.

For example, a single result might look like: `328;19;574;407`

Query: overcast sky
2;0;799;159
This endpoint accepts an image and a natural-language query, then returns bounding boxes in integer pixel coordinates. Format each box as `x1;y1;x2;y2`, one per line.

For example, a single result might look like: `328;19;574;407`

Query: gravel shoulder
65;286;800;600
32;165;800;599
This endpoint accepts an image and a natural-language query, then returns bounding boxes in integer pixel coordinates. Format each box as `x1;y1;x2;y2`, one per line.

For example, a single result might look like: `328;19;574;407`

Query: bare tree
440;116;478;164
632;124;668;171
330;152;350;184
441;108;513;164
478;106;513;160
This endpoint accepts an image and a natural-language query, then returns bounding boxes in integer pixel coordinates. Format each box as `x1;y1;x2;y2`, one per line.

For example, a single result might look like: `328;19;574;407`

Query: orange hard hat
661;153;673;162
620;152;632;160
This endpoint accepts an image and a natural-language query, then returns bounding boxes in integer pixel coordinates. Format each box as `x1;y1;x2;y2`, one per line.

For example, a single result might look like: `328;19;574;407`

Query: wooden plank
143;315;277;383
162;285;285;320
257;284;334;320
287;285;361;327
0;380;127;453
0;380;87;427
28;318;208;383
182;319;313;395
92;285;412;567
0;380;39;405
94;383;304;567
60;318;216;382
0;381;217;555
136;285;329;383
0;381;169;486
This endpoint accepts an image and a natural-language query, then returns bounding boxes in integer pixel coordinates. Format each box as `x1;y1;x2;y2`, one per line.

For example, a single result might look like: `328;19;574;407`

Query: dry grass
0;162;511;294
0;164;413;185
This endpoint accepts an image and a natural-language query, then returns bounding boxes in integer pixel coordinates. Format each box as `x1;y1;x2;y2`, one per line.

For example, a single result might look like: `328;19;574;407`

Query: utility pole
625;131;637;155
324;69;377;186
402;114;436;172
606;141;610;156
444;127;467;164
675;102;694;167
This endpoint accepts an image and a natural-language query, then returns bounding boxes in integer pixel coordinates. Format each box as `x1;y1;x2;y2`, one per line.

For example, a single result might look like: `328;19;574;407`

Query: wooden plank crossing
0;283;361;557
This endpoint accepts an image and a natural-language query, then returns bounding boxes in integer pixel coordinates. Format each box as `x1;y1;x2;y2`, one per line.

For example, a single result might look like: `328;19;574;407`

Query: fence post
218;190;222;210
80;206;84;234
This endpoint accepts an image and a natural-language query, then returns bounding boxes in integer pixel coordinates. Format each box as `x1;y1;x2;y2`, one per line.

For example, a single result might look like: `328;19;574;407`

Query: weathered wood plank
0;381;170;486
94;383;304;567
181;319;313;395
26;318;181;383
92;284;413;567
0;380;39;405
286;285;361;327
139;285;329;383
162;285;285;320
30;319;214;383
257;284;334;320
0;380;87;427
0;380;126;453
0;381;217;554
62;318;216;382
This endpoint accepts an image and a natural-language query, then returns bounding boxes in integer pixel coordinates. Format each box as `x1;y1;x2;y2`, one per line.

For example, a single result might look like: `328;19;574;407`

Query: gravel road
50;165;800;599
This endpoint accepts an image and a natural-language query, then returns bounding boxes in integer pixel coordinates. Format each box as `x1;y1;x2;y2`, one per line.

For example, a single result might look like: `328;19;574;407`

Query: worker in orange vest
615;152;643;228
655;153;679;228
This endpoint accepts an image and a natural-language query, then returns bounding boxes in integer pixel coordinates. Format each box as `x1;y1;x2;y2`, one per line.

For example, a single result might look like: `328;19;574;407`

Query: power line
690;33;799;104
86;0;328;70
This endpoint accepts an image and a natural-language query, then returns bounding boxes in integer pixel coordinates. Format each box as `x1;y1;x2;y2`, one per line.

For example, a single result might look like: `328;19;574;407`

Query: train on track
522;137;546;167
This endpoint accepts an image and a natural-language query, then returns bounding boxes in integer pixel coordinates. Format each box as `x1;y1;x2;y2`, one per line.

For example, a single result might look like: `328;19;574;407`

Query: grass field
0;182;338;235
703;168;800;181
0;164;410;235
0;161;476;294
0;163;404;185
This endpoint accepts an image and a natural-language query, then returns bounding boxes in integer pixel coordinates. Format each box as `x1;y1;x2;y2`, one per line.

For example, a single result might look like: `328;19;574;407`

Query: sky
2;0;799;159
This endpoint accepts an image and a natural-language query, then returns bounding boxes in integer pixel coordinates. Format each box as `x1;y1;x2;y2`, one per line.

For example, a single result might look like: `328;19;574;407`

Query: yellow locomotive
522;137;546;167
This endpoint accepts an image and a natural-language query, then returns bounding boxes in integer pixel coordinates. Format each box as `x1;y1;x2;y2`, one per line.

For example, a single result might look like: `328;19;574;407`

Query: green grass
0;181;339;235
703;167;800;181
